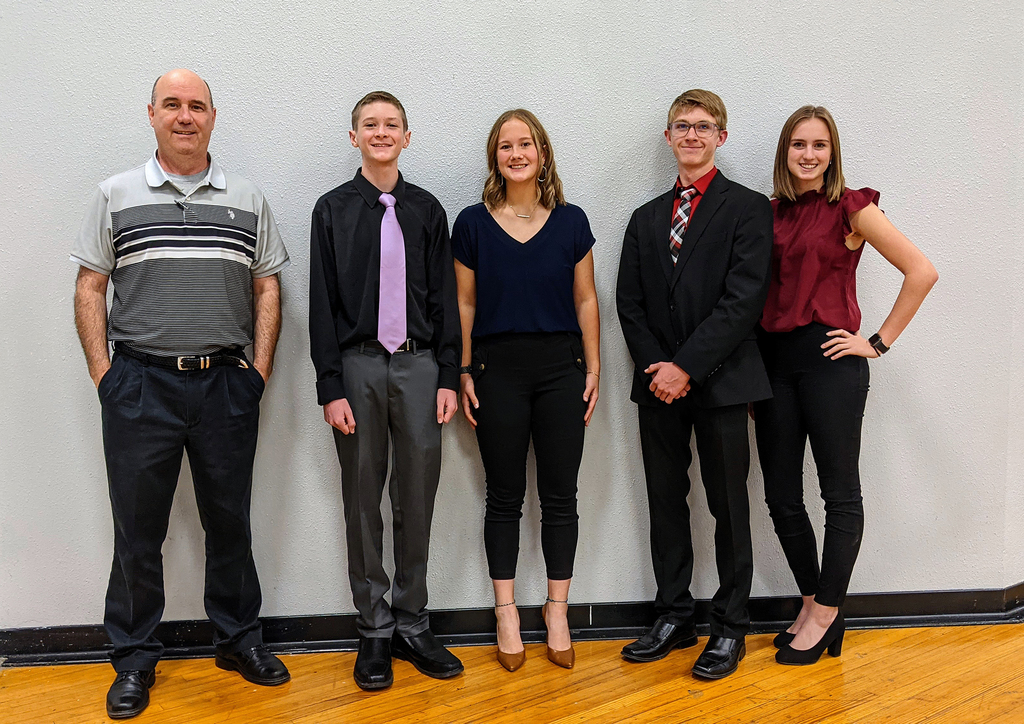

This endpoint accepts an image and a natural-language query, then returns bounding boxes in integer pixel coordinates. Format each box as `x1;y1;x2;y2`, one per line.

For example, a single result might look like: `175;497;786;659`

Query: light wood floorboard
2;624;1022;723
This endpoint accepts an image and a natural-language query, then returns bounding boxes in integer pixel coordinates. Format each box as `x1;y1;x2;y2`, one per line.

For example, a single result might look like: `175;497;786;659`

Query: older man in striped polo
72;69;290;720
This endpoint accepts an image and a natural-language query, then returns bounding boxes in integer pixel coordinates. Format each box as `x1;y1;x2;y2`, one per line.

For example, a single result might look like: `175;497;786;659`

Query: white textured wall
1;0;1022;629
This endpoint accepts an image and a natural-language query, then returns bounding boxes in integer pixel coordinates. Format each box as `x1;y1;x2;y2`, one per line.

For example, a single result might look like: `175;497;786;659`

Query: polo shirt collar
353;168;407;208
145;151;226;191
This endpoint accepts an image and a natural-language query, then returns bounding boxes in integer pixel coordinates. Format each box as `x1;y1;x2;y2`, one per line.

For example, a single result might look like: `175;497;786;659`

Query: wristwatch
459;365;473;375
868;333;889;356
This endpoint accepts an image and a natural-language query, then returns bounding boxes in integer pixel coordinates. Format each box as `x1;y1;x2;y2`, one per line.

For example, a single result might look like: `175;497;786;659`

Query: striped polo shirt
71;153;290;356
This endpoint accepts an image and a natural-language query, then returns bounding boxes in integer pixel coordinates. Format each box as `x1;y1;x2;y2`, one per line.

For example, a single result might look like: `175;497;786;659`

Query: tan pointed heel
542;597;575;669
546;643;575;669
497;648;527;672
495;600;525;672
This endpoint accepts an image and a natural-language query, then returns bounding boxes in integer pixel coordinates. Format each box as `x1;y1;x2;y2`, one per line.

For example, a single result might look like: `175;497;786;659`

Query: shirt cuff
252;258;291;278
316;376;347;406
70;255;112;275
437;366;459;392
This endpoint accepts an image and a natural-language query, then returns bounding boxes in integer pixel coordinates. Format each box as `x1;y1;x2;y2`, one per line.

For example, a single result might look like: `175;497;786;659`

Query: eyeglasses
668;121;720;138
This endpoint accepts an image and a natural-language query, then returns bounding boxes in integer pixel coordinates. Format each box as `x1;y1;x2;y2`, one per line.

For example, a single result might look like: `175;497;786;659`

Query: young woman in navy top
452;109;600;672
755;106;938;665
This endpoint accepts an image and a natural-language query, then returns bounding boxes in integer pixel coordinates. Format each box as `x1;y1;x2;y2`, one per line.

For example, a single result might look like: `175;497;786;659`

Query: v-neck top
452;202;595;339
761;186;879;333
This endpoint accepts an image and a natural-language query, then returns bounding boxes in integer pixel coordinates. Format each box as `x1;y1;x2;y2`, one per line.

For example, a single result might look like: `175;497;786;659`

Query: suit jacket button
670;303;676;311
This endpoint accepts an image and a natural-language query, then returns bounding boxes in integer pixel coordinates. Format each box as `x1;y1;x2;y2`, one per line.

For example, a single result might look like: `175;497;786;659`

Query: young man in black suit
615;89;773;680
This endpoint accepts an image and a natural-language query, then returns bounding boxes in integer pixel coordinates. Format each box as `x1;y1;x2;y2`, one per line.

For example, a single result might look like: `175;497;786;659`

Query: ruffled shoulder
840;187;880;238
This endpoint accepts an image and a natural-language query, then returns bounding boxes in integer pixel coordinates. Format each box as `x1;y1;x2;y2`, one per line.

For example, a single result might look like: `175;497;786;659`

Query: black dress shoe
106;669;155;720
215;644;291;685
354;637;394;690
392;630;464;679
691;635;746;680
621;616;699;662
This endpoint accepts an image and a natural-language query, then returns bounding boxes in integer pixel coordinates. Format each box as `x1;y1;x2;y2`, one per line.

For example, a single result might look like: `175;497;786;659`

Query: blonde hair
667;89;727;130
773;105;846;203
482;109;565;211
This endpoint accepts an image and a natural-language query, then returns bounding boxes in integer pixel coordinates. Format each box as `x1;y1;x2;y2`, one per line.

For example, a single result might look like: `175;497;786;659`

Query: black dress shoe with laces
691;635;746;679
354;637;394;690
215;644;291;685
621;616;699;662
106;669;155;720
392;630;464;679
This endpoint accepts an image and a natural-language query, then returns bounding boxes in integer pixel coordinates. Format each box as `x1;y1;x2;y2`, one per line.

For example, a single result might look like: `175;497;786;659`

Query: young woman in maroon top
754;106;938;665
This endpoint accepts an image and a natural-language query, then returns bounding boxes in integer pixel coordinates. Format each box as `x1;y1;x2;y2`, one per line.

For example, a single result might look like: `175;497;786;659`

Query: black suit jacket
616;170;774;408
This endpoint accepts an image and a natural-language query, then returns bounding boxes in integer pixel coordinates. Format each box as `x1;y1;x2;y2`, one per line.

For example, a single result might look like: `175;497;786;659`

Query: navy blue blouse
451;203;596;339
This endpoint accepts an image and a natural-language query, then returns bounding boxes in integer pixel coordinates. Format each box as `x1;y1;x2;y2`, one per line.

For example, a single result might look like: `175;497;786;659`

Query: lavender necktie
377;192;407;353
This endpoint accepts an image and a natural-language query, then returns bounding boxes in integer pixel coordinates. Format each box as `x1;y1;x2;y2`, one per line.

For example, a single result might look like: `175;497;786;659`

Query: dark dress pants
471;333;586;581
332;345;442;638
754;323;869;607
637;400;753;639
101;353;266;673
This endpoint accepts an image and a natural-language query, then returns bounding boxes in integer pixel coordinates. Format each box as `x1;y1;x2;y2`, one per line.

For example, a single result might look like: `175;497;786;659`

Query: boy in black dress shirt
309;91;462;690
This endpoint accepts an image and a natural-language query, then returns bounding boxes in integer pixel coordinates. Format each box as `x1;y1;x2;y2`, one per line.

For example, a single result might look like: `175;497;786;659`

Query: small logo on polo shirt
228;210;235;219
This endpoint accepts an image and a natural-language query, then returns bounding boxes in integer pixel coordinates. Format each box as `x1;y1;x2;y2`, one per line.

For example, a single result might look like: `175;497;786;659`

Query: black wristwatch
868;333;889;356
459;365;472;375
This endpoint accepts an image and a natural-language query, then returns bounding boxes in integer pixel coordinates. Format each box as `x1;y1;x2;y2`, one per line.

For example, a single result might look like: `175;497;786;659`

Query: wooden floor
3;624;1023;723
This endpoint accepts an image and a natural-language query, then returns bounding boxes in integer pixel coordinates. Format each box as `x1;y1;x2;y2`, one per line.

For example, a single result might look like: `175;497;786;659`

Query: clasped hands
645;361;691;403
324;389;458;435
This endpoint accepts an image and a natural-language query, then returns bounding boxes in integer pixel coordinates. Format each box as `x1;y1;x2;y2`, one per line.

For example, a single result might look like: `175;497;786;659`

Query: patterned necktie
377;192;407;353
669;186;698;265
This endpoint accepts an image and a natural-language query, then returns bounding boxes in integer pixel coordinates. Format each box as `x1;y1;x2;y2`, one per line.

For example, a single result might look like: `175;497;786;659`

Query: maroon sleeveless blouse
760;187;880;333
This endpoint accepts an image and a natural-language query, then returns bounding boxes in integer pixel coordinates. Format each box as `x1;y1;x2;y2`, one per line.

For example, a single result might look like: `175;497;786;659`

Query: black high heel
775;611;844;665
772;631;795;648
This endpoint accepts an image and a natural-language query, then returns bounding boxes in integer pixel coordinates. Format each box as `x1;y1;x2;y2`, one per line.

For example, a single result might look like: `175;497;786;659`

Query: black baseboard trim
4;583;1023;667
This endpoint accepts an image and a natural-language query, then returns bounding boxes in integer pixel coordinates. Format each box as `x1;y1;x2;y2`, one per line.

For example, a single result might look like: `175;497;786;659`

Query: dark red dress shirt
760;187;880;333
672;166;718;221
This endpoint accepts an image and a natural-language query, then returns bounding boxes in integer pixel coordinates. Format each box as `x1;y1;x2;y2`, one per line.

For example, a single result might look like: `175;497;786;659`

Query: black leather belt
114;342;250;371
357;339;419;354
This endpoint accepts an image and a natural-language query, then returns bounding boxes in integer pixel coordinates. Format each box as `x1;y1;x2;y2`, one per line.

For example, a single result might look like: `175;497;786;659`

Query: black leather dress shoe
621;616;699;662
353;637;393;690
691;635;746;680
392;630;464;679
215;644;291;686
106;669;155;720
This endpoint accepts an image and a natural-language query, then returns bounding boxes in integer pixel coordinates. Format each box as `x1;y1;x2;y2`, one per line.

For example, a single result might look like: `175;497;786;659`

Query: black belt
357;339;419;354
114;342;250;371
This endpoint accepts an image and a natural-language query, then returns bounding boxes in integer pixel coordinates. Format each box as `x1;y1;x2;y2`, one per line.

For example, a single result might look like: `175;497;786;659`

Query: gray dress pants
333;345;442;638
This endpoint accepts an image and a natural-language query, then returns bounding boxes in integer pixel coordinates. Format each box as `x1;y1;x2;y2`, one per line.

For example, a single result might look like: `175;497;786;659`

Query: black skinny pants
753;323;869;607
471;333;587;581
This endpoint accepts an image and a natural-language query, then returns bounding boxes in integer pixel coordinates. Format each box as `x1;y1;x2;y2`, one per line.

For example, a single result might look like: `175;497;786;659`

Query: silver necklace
507;198;539;219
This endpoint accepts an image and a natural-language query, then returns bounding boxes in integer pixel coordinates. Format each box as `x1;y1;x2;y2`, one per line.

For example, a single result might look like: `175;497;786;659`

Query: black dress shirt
309;169;460;405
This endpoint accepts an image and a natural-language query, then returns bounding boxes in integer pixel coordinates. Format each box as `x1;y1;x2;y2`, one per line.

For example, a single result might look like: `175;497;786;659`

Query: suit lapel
650;189;675;283
669;171;730;290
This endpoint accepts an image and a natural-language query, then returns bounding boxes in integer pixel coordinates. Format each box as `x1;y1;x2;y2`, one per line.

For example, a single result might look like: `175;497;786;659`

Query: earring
537;166;547;184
